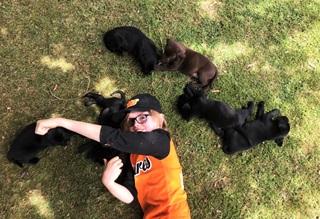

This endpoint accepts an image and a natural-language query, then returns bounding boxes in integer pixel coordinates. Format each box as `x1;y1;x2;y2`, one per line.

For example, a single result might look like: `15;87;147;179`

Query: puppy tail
235;126;253;147
110;90;126;100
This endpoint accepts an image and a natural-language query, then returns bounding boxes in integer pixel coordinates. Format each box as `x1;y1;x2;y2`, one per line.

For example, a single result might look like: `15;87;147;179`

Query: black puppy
79;90;126;164
7;123;74;167
81;90;136;197
83;90;126;128
178;84;254;140
221;101;290;155
103;26;158;75
177;93;193;120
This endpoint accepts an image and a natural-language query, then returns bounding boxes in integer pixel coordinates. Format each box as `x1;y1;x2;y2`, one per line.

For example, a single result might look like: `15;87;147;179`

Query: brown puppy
155;39;218;92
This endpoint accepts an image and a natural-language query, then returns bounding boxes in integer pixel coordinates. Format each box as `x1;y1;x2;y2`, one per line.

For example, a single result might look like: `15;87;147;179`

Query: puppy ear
180;103;193;120
114;34;126;49
182;103;191;111
115;33;124;43
183;85;194;98
175;41;187;59
278;122;289;130
175;41;186;53
274;138;284;147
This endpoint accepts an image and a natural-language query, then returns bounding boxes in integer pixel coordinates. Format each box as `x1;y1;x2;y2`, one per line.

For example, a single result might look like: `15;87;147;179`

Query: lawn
1;0;319;218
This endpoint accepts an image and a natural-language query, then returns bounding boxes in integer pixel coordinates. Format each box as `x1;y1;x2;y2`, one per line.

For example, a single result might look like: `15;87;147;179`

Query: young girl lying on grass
35;93;191;219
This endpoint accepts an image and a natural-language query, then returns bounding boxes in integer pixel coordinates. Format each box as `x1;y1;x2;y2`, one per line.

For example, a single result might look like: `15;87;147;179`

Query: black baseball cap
113;93;162;123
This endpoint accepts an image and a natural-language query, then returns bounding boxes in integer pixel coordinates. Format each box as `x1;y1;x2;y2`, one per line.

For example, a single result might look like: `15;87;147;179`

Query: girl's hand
35;118;60;135
101;156;134;204
102;156;123;187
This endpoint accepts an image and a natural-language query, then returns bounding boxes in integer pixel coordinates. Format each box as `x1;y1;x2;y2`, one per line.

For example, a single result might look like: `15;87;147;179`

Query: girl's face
127;111;162;132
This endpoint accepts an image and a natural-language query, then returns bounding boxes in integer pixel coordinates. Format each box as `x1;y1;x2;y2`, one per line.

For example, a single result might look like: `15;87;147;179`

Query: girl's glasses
128;114;150;127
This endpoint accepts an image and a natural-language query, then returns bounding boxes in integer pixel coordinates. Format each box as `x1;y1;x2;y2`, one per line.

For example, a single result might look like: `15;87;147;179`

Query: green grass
1;0;320;218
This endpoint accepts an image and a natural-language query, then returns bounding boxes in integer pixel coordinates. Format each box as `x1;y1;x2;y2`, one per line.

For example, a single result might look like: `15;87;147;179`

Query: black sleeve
99;126;170;159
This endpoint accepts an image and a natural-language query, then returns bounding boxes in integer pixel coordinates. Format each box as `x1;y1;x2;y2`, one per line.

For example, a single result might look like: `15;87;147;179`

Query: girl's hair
121;110;168;131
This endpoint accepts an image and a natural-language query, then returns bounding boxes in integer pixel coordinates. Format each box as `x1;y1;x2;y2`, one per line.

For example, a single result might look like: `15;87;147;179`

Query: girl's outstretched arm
35;118;102;142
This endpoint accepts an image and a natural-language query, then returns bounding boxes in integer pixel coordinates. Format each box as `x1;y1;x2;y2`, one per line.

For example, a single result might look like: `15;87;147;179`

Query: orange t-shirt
130;140;191;219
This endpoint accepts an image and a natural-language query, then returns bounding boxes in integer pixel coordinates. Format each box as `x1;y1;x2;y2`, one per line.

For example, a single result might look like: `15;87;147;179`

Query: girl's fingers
35;120;50;135
35;119;59;135
116;160;123;168
108;156;123;168
109;156;119;162
35;126;48;135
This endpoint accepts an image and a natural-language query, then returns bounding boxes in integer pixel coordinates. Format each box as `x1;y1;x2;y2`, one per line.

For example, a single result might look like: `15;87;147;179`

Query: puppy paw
83;92;96;98
83;92;98;106
209;123;223;137
142;69;153;75
115;50;124;56
83;92;106;107
274;138;283;147
29;157;40;165
84;100;97;107
247;101;254;114
258;101;265;109
215;130;224;137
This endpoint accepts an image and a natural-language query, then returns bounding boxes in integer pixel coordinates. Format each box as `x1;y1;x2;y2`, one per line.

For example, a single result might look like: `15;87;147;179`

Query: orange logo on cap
126;98;139;108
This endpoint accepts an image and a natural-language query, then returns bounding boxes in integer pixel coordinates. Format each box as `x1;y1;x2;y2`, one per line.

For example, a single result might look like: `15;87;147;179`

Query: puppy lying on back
79;90;126;164
7;123;74;167
155;39;219;92
103;26;159;75
221;102;290;155
81;90;136;197
83;90;126;128
178;84;253;138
